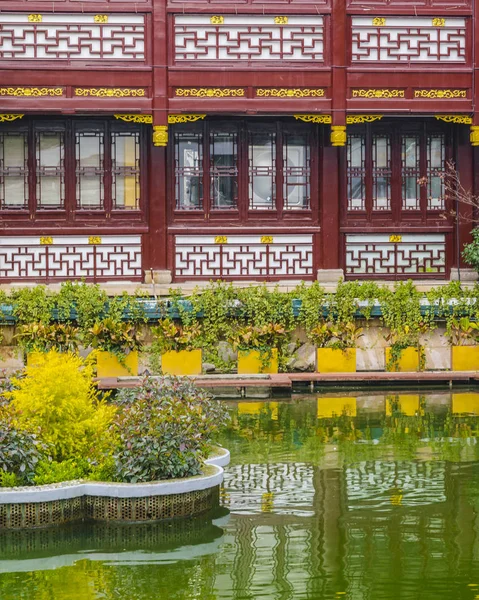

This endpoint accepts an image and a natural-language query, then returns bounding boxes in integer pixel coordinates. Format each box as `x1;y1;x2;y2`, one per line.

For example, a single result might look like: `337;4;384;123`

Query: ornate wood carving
0;114;24;122
114;114;153;124
346;115;383;124
294;115;332;124
0;87;63;97
175;88;245;97
435;115;472;124
74;88;146;97
256;89;325;98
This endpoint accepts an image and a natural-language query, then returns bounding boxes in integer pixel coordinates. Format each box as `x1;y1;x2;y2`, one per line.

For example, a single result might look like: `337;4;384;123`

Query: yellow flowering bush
8;350;116;462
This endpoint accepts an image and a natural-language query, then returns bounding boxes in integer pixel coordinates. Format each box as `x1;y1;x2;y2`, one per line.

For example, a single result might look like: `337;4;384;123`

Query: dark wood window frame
169;119;320;226
0;117;147;225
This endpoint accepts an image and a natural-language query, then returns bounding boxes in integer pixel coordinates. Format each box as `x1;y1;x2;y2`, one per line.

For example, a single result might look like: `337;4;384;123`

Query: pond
2;390;479;599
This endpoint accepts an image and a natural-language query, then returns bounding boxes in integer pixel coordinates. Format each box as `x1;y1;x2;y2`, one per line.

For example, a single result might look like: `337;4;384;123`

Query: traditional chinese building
0;0;477;284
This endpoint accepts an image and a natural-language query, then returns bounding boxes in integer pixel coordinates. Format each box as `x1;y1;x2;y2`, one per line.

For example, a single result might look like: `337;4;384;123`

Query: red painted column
318;0;346;282
145;0;171;284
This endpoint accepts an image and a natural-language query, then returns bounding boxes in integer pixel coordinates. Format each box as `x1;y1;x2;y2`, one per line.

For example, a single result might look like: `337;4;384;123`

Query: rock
218;341;237;363
286;342;297;355
202;362;216;373
287;342;316;372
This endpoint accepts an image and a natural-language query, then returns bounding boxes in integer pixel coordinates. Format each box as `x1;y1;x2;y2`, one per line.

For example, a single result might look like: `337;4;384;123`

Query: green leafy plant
33;458;90;485
463;228;479;273
10;286;54;325
151;319;202;354
86;318;142;358
111;377;230;483
0;419;47;486
14;323;80;354
447;317;479;346
309;321;363;351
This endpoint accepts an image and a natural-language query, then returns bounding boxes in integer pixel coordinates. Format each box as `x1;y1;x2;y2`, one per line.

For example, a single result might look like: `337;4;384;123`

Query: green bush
111;377;230;483
33;459;89;485
0;420;47;486
463;228;479;273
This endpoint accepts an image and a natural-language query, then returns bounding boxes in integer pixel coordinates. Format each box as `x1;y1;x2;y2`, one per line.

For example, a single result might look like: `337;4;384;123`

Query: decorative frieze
174;15;324;62
346;115;383;125
114;114;153;124
75;88;146;97
256;89;325;98
0;114;24;123
352;89;405;99
352;16;466;63
294;115;332;124
415;89;467;99
168;115;206;124
175;88;245;97
114;114;207;125
0;13;145;61
435;115;472;124
0;87;63;97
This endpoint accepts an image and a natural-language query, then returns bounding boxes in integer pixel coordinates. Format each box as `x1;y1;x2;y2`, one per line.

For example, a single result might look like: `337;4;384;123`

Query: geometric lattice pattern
0;14;145;61
174;15;324;61
352;17;466;63
0;236;142;283
0;487;219;529
345;234;447;278
175;235;313;280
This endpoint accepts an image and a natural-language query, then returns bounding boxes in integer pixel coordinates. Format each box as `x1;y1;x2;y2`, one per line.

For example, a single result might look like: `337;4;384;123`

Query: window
172;120;315;220
0;118;143;217
346;123;447;219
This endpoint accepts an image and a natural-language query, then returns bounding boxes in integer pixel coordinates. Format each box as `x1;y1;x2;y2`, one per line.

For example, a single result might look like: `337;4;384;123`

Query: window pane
347;135;365;211
76;132;104;209
112;132;140;210
210;130;238;209
175;131;203;210
36;132;65;208
427;134;445;210
372;135;391;211
283;133;310;210
402;136;420;210
249;131;275;210
0;133;28;209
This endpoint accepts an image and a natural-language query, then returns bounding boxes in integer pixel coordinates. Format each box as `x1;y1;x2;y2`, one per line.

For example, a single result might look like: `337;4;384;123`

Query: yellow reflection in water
238;402;278;420
317;397;357;418
386;395;422;416
452;393;479;415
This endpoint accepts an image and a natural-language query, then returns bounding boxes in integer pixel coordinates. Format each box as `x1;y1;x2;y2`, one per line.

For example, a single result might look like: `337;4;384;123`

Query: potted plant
448;317;479;371
384;325;426;372
15;322;80;366
231;324;286;374
151;318;202;376
87;318;142;378
310;321;362;373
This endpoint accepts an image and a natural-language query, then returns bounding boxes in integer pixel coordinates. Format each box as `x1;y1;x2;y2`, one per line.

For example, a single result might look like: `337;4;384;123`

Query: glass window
175;131;203;210
112;132;140;210
283;133;310;210
36;131;65;209
0;133;28;209
75;132;105;209
249;130;275;210
427;134;445;210
372;135;391;211
402;135;420;210
347;135;365;211
210;130;238;209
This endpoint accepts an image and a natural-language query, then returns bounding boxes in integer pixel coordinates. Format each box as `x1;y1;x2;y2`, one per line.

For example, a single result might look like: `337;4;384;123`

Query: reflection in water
2;391;479;599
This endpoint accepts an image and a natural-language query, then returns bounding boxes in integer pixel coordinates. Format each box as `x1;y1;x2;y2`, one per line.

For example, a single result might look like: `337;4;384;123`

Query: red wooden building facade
0;0;477;284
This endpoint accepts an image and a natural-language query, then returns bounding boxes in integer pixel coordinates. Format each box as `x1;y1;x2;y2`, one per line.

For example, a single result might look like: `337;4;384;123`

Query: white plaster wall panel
0;14;145;61
352;17;466;63
174;15;324;61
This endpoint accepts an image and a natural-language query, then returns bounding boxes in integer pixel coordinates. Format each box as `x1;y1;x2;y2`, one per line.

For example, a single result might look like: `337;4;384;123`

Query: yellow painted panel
316;348;356;373
161;349;202;376
237;348;278;374
452;393;479;415
385;347;420;372
386;395;421;416
317;397;357;418
96;350;138;378
451;346;479;371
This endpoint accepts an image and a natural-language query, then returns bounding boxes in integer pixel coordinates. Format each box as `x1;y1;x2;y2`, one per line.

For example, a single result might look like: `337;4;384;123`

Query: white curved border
0;448;230;505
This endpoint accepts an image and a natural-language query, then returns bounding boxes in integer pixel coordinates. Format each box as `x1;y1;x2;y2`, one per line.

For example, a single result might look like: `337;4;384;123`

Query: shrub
112;377;230;483
33;459;90;485
15;322;81;353
86;318;142;358
0;419;47;486
8;350;116;461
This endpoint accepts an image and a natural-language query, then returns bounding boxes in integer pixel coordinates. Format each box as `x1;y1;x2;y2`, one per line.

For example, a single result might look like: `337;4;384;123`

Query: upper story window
0;118;143;217
171;120;316;222
346;122;448;222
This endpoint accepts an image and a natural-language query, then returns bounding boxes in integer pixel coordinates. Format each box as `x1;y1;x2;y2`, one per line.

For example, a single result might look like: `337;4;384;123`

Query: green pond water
3;390;479;599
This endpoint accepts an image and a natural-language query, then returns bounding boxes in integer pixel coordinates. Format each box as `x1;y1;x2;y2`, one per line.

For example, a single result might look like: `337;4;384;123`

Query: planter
451;346;479;371
96;350;138;378
385;347;420;372
237;348;278;374
316;348;356;373
161;349;202;376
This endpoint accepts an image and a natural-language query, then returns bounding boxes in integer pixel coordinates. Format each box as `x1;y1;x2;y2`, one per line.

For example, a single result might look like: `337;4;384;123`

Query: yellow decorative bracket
346;115;383;125
114;114;153;124
331;126;347;147
470;126;479;147
435;115;472;125
153;126;168;147
168;114;206;124
294;114;332;124
0;114;24;123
